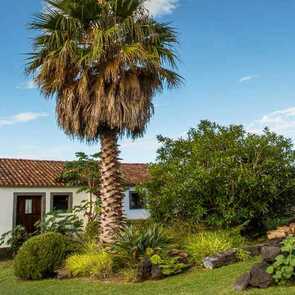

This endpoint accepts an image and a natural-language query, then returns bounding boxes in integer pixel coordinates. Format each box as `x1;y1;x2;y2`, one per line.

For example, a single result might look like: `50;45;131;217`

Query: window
25;199;33;214
129;191;144;210
51;194;72;212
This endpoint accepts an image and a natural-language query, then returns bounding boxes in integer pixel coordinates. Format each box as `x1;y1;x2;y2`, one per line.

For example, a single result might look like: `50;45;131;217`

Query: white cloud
144;0;178;16
0;112;48;127
239;75;259;83
247;107;295;138
17;80;37;90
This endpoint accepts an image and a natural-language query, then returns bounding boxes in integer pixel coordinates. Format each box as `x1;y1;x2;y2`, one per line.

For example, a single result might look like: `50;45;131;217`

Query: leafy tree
58;152;101;222
141;121;295;229
27;0;181;243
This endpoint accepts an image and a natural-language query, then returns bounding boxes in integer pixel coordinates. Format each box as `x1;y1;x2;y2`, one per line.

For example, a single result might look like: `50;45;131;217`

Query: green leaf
266;266;274;274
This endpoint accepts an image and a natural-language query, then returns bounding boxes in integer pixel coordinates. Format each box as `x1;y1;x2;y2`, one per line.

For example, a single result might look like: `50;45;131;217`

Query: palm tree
27;0;181;244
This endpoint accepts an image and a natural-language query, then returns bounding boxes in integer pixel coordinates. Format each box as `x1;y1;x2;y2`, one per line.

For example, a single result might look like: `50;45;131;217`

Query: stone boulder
261;246;281;263
137;257;152;281
242;238;283;257
56;268;71;280
249;262;272;288
151;265;162;280
289;223;295;234
203;249;238;269
234;272;251;292
267;224;295;240
243;244;264;257
235;262;273;291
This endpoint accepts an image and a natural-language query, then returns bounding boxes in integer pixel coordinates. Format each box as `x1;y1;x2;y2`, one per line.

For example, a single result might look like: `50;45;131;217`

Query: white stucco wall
123;187;150;220
0;187;86;242
0;186;149;245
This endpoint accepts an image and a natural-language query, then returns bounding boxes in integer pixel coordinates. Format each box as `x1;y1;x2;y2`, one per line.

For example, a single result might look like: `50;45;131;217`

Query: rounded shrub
14;232;66;280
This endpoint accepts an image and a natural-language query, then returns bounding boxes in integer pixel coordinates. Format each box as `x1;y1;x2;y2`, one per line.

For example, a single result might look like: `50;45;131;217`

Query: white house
0;158;150;244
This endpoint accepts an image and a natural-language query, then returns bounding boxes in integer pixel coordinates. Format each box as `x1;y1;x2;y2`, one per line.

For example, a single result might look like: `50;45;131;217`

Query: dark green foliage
0;226;29;256
142;121;295;229
84;220;100;242
63;236;84;257
264;216;295;231
267;237;295;284
14;232;66;280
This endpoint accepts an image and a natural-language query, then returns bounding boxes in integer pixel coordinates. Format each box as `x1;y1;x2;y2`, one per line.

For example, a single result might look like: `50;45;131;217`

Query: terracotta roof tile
0;158;149;188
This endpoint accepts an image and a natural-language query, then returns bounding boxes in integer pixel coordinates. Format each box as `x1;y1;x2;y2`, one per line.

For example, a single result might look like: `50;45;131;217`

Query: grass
1;259;295;295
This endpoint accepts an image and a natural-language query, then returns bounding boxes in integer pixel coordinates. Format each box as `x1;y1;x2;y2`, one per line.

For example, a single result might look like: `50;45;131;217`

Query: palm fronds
27;0;181;141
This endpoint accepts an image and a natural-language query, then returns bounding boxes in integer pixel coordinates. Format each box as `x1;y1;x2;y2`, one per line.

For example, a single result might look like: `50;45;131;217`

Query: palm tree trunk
99;130;123;244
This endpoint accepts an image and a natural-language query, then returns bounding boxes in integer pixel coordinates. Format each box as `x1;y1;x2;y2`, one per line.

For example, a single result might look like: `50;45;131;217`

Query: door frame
12;192;46;230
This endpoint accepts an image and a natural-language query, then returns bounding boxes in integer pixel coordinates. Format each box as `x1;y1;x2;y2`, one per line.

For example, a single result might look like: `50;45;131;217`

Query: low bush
65;251;112;279
185;229;245;264
14;232;66;280
150;252;191;277
267;237;295;284
0;225;29;256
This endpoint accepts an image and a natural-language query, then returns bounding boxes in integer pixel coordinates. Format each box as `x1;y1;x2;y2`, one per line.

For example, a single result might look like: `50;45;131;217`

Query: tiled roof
0;158;149;188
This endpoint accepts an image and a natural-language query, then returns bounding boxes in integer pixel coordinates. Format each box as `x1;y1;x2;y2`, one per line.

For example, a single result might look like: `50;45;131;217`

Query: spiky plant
27;0;181;244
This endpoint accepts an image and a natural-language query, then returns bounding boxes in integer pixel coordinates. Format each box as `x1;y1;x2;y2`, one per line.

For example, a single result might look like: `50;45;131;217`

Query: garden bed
2;258;295;295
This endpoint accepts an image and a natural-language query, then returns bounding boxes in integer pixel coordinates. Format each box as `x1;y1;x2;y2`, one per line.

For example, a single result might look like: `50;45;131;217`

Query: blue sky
1;0;295;162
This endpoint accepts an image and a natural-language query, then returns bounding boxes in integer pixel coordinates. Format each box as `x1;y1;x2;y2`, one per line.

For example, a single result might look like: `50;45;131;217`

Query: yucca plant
112;224;172;267
27;0;181;244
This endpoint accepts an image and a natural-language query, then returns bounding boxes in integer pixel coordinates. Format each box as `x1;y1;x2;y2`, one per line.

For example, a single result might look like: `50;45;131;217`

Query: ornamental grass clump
65;241;113;279
185;230;245;265
65;251;113;279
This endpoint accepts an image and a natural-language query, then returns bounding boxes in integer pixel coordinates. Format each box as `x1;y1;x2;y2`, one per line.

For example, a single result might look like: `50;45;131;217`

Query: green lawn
1;259;295;295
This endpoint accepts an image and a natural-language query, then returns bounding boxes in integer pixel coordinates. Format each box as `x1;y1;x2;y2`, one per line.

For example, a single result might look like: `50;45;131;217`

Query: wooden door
16;196;42;233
